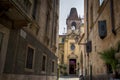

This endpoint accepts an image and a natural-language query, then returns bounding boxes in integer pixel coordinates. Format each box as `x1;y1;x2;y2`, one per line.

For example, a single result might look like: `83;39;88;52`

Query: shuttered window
32;0;37;19
98;20;107;39
26;46;35;69
42;55;47;71
52;61;55;73
0;32;3;53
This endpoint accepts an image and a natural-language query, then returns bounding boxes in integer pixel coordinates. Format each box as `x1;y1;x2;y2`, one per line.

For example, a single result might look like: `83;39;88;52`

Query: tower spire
67;7;79;20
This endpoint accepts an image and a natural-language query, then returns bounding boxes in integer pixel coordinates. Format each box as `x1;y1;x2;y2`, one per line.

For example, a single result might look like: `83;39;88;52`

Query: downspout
86;0;90;79
110;0;116;35
86;0;89;53
51;0;55;48
86;0;92;80
13;29;19;73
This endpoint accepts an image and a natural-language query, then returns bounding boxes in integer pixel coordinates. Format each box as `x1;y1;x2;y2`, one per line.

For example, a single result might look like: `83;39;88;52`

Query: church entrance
69;59;76;74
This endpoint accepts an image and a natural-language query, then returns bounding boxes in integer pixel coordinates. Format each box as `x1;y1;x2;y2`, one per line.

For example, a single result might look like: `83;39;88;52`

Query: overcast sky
59;0;84;35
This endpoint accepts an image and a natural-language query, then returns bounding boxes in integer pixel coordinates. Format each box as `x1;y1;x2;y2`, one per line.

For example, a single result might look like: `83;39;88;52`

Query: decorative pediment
67;52;78;59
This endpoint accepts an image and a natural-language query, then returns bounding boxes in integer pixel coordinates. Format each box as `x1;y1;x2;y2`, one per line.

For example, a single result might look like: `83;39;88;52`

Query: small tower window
71;26;76;30
71;22;76;30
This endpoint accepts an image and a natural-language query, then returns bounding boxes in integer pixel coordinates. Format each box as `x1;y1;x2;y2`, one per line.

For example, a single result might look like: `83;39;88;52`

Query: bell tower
62;7;83;75
66;7;82;36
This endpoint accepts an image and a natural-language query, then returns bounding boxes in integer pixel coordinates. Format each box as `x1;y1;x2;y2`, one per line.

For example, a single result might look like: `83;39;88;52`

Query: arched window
71;26;76;30
71;22;76;30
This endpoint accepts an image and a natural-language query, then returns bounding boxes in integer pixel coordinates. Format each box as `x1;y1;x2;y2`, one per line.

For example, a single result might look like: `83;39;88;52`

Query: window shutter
26;47;34;69
98;20;107;39
86;41;92;53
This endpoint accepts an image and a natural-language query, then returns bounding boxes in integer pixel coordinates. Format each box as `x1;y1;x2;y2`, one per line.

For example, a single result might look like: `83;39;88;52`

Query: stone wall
84;0;120;79
0;74;57;80
3;29;57;79
0;25;10;74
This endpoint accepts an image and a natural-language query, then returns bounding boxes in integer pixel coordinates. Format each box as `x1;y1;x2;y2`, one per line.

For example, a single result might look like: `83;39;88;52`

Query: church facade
58;8;84;76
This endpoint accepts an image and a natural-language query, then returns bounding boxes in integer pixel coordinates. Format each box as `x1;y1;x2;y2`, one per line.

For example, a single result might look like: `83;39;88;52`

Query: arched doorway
69;59;76;74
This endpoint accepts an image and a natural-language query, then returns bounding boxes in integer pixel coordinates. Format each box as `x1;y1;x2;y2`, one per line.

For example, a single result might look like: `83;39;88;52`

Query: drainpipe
51;0;56;48
86;0;93;80
86;0;90;79
86;0;89;43
110;0;116;35
86;0;89;57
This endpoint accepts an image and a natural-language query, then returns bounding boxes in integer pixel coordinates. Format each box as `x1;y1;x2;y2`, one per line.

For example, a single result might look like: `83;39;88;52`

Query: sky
59;0;84;35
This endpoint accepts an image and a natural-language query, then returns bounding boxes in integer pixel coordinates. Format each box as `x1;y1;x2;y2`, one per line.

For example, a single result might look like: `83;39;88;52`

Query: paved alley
59;76;79;80
59;78;79;80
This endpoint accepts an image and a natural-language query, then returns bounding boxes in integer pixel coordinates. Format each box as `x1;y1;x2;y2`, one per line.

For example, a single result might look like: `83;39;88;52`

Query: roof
67;7;80;20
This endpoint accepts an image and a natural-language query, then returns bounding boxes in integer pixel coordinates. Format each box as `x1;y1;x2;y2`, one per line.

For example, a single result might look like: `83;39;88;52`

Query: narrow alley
0;0;120;80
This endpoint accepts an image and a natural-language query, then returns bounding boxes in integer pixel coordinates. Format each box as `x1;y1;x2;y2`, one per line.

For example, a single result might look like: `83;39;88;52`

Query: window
52;61;55;73
86;41;92;53
61;54;64;64
71;26;76;30
62;38;64;43
44;11;50;45
106;64;113;73
71;22;76;30
32;0;37;19
99;0;104;6
26;46;35;69
90;6;93;29
45;11;50;35
70;43;75;51
42;55;47;72
98;20;107;39
0;32;3;52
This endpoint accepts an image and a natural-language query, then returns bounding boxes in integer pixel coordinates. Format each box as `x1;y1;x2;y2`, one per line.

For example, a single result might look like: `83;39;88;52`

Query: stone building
84;0;120;79
58;8;84;76
0;0;59;80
